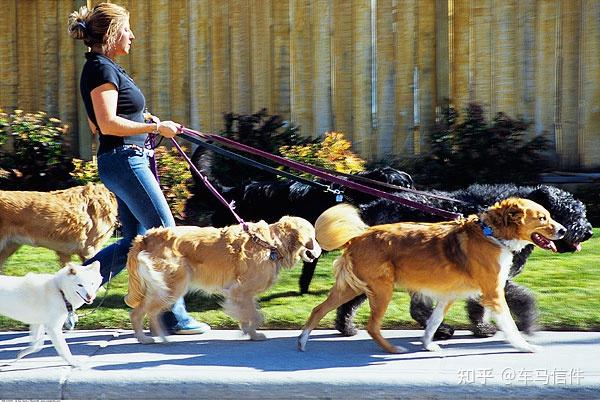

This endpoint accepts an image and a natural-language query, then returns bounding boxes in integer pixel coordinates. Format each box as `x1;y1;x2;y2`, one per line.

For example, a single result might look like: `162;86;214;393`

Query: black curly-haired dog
185;160;414;293
332;183;593;340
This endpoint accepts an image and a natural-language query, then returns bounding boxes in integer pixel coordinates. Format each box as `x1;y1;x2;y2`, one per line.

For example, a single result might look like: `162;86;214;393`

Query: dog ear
87;261;101;272
66;262;78;275
503;202;525;226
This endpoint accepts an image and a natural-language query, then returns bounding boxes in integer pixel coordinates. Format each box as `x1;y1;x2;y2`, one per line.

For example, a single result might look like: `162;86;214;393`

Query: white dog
0;261;102;366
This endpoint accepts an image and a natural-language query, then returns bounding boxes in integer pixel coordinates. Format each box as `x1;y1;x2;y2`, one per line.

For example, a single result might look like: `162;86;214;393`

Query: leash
178;128;464;220
191;136;339;196
169;137;282;260
307;164;467;204
193;137;464;204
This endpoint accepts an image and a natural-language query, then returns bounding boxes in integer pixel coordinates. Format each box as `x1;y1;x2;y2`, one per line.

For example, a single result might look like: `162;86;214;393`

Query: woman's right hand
156;120;180;138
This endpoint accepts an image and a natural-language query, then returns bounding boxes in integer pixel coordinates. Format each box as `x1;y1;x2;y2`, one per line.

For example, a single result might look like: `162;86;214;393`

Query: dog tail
124;240;169;309
315;203;369;251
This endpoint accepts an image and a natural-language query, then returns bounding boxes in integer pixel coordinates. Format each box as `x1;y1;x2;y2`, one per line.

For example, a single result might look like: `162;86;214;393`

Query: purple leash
169;137;249;230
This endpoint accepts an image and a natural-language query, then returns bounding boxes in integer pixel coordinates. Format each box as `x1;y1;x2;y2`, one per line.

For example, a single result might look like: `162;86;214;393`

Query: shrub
71;157;101;184
279;131;366;175
406;103;553;189
204;109;310;186
0;110;74;190
0;110;9;147
155;145;193;221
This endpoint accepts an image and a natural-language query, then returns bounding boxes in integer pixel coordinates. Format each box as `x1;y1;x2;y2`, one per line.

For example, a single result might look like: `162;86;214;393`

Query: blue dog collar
480;222;494;237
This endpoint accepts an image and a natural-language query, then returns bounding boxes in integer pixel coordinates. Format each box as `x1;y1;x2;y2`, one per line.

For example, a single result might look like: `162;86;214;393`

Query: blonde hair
68;2;129;51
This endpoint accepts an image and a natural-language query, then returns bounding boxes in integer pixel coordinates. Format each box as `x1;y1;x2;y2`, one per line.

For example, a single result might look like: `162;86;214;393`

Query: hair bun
67;6;90;40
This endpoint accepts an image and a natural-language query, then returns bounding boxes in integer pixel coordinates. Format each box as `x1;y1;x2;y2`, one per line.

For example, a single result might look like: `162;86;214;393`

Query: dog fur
298;199;566;354
124;216;322;344
0;183;118;270
0;261;102;366
336;183;593;339
185;166;414;293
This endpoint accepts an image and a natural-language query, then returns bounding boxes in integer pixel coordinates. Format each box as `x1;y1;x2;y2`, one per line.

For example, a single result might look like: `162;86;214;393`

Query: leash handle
179;126;464;221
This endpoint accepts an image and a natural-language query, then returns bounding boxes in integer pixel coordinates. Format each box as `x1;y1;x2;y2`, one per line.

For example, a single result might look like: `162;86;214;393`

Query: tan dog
298;198;566;354
125;216;321;344
0;183;117;270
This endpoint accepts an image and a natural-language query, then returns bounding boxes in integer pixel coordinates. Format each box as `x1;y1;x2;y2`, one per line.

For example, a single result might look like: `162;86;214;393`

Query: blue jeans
84;145;193;330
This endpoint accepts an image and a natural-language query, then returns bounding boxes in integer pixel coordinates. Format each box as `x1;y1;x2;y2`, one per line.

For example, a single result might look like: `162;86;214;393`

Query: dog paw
336;325;358;337
250;332;267;341
433;324;455;340
297;332;309;351
424;342;442;352
392;345;407;354
517;343;542;353
137;335;156;344
472;322;497;338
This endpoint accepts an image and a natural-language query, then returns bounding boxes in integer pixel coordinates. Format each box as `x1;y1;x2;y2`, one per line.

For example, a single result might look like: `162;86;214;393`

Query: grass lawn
1;229;599;332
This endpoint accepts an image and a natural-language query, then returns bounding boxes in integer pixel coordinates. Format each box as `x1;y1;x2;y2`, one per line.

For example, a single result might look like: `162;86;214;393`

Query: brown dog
0;183;118;270
298;198;566;354
125;216;321;344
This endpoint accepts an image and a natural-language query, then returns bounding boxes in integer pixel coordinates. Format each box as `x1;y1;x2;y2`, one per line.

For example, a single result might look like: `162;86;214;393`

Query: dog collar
479;221;494;237
248;231;283;261
477;218;513;249
60;290;74;313
60;290;80;330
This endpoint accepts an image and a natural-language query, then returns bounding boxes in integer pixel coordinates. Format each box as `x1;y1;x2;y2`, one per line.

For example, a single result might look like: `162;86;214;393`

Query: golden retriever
0;183;117;270
298;198;566;354
125;216;321;344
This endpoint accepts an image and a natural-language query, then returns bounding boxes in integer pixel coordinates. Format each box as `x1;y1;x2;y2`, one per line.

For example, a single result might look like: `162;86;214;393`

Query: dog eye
539;216;547;222
305;239;314;249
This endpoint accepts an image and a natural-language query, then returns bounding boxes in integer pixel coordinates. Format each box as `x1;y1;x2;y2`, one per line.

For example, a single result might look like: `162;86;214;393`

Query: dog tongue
532;233;557;252
574;242;582;252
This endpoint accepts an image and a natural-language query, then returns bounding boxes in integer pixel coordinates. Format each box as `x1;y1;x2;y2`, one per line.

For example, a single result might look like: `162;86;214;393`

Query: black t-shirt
80;52;147;154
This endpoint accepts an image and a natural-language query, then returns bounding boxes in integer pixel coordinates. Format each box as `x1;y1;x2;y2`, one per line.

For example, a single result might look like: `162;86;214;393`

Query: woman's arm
91;83;179;138
86;117;99;135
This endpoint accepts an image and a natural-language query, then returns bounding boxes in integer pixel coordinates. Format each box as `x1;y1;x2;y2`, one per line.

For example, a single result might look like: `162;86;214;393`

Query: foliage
71;157;101;184
0;110;9;147
0;110;74;190
206;109;310;187
279;131;366;175
407;103;553;190
155;145;193;221
2;228;600;331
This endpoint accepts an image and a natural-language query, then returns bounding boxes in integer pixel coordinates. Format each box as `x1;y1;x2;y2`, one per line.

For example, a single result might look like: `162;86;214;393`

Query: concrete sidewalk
0;329;598;399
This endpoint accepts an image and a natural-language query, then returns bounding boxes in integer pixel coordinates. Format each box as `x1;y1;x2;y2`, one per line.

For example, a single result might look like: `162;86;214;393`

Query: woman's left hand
156;120;180;138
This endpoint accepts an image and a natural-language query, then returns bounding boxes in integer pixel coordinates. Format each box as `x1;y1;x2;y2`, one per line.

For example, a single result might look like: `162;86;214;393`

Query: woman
68;3;209;335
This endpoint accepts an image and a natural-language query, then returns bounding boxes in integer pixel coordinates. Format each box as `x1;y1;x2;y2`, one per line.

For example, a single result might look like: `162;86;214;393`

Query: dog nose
583;228;594;241
556;226;566;239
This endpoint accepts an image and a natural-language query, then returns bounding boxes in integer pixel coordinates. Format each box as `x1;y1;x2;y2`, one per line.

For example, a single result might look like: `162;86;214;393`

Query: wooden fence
0;0;599;168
